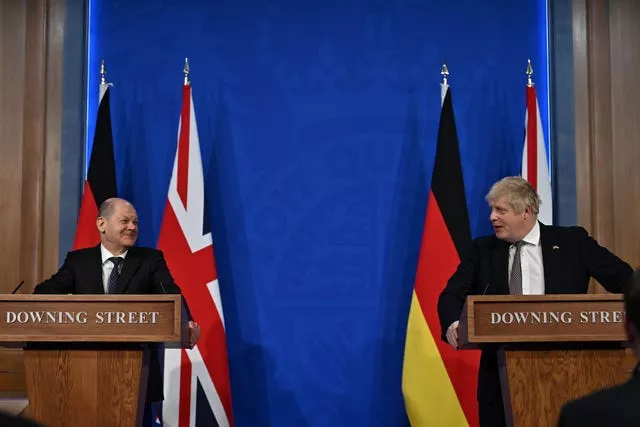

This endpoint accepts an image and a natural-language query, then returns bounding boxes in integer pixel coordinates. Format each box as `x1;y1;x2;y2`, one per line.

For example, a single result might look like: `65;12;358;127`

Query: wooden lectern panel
458;294;634;427
459;294;625;347
0;295;182;342
0;295;182;427
501;348;635;427
24;347;149;427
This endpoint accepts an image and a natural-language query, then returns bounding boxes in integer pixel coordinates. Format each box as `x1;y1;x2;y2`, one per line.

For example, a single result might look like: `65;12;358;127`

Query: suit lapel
491;239;510;293
89;245;106;294
113;247;142;294
540;223;560;294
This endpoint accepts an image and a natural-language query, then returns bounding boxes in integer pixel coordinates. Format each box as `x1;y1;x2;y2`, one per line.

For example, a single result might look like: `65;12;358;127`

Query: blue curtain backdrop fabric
86;0;549;425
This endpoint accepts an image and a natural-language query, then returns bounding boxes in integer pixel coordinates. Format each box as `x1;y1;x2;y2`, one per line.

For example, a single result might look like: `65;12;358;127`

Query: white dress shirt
508;222;545;295
101;244;128;294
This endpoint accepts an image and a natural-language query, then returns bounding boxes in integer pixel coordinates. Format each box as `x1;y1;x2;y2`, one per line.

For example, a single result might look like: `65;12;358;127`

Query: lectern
0;295;183;427
458;294;636;427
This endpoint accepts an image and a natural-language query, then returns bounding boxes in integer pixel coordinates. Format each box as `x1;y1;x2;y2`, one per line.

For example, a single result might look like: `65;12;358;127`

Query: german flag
402;83;480;426
72;82;117;249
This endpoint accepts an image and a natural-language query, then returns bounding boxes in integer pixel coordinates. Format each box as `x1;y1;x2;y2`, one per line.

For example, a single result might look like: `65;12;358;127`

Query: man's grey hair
485;176;540;215
97;198;120;219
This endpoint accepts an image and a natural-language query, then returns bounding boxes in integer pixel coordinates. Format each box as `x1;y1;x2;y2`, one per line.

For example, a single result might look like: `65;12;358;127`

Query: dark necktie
509;241;524;295
107;257;123;294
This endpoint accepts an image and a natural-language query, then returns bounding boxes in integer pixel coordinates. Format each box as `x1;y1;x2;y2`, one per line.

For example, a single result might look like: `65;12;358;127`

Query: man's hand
446;320;459;350
187;321;201;349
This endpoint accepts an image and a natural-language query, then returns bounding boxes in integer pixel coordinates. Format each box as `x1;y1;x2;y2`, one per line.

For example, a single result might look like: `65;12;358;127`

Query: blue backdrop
87;0;549;425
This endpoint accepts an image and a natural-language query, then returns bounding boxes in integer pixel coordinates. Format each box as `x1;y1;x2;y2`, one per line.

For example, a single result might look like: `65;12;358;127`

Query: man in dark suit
33;198;201;415
438;176;633;427
557;269;640;427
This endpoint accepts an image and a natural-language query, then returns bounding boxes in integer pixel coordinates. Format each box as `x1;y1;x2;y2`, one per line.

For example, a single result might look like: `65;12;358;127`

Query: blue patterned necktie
107;257;123;294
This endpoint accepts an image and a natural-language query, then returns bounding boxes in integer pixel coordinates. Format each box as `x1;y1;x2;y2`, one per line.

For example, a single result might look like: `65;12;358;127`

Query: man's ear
96;217;106;234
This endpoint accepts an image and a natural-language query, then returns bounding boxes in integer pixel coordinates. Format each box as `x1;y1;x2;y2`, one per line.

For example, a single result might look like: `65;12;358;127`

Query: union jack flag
157;69;232;427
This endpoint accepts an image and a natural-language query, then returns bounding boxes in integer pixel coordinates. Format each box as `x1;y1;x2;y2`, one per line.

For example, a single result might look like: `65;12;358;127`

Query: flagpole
440;62;449;105
184;57;190;87
100;59;106;86
441;62;449;86
98;59;112;102
526;58;534;87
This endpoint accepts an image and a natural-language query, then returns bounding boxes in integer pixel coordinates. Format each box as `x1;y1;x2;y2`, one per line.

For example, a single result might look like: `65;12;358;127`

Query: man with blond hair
438;176;633;427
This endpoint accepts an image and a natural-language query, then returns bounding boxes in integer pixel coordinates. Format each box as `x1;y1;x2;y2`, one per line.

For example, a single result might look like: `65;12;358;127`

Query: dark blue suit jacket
33;245;189;402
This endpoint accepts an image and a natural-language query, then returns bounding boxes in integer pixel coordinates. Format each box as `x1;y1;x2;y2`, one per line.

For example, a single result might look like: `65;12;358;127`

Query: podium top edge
467;294;623;302
0;294;182;302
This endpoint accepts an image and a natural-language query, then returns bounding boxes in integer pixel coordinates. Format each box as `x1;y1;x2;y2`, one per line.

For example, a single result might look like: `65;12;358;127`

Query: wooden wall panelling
573;0;640;292
608;0;640;270
0;0;65;401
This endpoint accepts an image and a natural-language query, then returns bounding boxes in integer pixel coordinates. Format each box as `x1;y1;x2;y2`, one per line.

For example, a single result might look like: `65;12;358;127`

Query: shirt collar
101;244;128;265
513;221;541;247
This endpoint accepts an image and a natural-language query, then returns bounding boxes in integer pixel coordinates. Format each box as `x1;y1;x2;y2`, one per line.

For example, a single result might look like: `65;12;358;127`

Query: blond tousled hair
485;176;541;215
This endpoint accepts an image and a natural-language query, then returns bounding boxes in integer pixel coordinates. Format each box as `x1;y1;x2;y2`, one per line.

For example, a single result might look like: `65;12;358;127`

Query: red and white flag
158;79;233;426
521;83;553;224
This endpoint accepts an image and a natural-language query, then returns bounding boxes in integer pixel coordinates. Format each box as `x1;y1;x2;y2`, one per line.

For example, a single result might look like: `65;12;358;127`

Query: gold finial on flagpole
526;59;534;87
184;57;190;86
441;62;449;86
100;60;107;85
